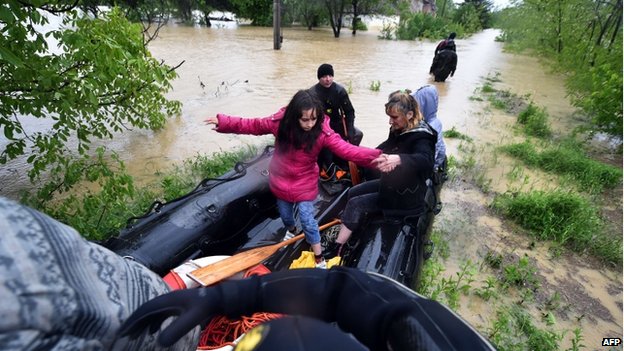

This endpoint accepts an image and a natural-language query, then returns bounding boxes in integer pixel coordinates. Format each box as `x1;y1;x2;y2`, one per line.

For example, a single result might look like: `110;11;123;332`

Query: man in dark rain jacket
431;32;458;82
430;49;457;82
309;63;361;174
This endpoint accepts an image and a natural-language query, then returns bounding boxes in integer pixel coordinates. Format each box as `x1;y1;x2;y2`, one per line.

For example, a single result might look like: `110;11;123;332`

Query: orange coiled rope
196;264;282;350
197;312;282;349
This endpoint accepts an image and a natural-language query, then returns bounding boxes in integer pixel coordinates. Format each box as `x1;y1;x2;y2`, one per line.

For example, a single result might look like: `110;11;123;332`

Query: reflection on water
0;23;620;346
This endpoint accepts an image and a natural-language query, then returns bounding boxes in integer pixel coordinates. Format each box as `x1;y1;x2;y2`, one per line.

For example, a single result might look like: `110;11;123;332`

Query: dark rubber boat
103;146;349;277
103;147;281;276
261;177;439;289
104;145;444;289
105;147;499;350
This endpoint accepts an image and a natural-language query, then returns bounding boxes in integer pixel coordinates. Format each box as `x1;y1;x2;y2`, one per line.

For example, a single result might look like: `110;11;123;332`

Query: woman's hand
204;116;219;129
373;154;401;173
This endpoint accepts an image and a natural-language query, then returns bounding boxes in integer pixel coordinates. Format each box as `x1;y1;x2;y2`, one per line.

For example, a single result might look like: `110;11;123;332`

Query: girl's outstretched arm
208;108;286;136
204;116;218;130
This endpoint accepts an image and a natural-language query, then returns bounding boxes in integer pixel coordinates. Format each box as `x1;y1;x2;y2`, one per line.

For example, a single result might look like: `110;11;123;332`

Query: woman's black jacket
376;121;437;212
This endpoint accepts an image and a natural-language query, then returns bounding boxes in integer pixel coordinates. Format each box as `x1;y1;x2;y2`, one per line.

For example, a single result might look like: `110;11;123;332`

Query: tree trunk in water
352;1;358;36
326;0;345;38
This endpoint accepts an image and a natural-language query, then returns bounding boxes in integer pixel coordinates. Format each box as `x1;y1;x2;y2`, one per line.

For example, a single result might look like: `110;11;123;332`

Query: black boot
322;241;343;260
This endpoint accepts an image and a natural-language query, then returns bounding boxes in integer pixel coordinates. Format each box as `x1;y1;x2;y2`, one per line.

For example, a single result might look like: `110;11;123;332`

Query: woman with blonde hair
324;90;437;259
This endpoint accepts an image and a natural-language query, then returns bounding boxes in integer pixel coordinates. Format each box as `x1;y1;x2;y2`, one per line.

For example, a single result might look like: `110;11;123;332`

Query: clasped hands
373;153;400;173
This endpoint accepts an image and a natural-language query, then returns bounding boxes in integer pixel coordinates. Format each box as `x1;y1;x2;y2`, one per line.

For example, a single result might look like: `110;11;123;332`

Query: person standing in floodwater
430;50;457;82
431;32;458;82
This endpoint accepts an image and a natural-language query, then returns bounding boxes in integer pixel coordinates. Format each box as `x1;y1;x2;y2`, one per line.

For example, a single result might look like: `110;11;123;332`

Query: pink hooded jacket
215;108;381;202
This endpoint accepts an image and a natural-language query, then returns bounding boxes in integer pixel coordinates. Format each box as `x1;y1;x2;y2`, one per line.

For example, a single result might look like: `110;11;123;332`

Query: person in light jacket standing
412;84;447;180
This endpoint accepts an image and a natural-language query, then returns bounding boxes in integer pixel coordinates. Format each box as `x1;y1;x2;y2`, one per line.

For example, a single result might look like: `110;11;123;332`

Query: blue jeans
276;199;320;245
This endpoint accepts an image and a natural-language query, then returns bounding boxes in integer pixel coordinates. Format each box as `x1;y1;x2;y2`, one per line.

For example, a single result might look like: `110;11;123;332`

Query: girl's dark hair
277;90;324;153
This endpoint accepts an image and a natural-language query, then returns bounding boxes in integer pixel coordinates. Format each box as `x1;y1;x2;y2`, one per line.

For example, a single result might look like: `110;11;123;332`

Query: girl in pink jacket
205;90;381;267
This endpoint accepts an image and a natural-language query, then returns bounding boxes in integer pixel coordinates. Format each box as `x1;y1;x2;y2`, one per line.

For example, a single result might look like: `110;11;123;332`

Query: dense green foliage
283;0;325;29
230;0;273;26
396;12;465;40
0;3;180;182
395;0;493;40
461;0;493;29
21;148;155;241
496;0;623;137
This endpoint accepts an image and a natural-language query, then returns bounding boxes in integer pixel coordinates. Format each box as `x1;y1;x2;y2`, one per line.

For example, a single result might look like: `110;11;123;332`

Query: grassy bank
471;81;621;265
417;76;622;351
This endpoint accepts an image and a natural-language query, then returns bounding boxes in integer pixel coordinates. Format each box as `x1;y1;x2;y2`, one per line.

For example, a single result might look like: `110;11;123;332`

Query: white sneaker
315;259;327;269
282;228;296;241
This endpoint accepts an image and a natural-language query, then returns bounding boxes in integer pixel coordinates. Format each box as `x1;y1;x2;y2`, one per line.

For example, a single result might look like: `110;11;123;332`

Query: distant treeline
81;0;496;39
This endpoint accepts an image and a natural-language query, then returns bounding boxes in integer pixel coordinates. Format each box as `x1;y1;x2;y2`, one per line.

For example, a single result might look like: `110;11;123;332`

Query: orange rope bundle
197;264;281;350
197;312;282;350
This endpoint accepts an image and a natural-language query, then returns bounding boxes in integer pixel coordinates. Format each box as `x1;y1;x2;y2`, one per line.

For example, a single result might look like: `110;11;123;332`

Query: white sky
490;0;512;10
454;0;513;11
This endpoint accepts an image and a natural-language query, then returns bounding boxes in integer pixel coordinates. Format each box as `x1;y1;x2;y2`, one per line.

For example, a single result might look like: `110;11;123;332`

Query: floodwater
0;23;510;190
1;23;509;191
0;21;621;348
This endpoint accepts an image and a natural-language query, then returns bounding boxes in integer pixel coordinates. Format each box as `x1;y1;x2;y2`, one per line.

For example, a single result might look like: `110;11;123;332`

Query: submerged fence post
273;0;281;50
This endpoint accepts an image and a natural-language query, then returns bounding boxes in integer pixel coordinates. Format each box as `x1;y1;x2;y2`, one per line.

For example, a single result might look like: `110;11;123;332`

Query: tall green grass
159;147;258;201
419;227;583;351
489;305;563;351
517;103;552;138
499;142;622;194
443;126;473;141
492;190;622;264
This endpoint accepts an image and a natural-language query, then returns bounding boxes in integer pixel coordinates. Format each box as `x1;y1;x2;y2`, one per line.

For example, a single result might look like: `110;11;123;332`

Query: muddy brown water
0;22;621;349
0;24;513;190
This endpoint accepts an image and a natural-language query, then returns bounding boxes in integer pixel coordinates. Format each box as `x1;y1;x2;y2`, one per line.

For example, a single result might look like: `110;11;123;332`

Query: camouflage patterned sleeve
0;197;199;351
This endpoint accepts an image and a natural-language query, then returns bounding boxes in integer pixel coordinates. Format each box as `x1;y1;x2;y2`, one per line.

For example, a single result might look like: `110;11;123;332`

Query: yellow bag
289;251;341;269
